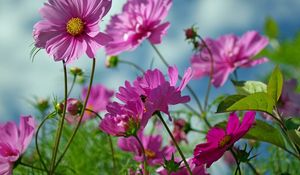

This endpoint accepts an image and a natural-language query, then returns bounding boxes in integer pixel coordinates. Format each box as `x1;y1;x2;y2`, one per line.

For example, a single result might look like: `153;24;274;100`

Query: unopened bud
67;98;83;115
185;27;198;40
106;55;119;68
55;102;64;114
36;98;49;112
70;67;83;76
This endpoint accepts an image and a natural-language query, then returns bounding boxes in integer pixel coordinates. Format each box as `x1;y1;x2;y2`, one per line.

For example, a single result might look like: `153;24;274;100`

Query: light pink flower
105;0;172;55
191;31;269;87
193;111;255;168
118;132;175;166
100;100;146;137
156;158;209;175
117;66;192;119
0;116;35;175
82;84;114;119
33;0;112;63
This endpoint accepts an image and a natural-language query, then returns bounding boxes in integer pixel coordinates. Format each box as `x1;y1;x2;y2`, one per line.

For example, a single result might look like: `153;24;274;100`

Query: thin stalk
230;148;242;175
54;59;96;170
156;112;192;175
85;108;102;120
119;60;145;73
49;61;68;174
35;111;56;172
149;42;205;115
190;128;207;134
134;135;149;175
246;162;260;175
107;135;117;175
19;162;47;172
67;75;77;97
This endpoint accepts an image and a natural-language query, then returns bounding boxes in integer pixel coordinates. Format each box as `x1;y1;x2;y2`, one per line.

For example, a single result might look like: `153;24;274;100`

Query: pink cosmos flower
0;116;35;175
193;111;255;168
191;31;269;87
105;0;172;55
82;84;114;119
156;158;209;175
172;119;188;144
100;100;146;137
118;132;175;166
33;0;112;63
117;66;192;119
278;79;300;117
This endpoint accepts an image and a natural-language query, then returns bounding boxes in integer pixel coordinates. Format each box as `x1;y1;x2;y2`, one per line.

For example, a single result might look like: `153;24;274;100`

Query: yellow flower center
218;135;231;148
66;18;84;36
145;149;156;159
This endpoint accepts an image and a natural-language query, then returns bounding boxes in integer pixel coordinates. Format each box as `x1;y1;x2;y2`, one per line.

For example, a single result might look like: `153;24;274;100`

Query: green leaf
287;130;300;147
285;118;300;130
267;66;283;101
233;80;267;95
216;95;246;113
216;119;286;149
264;17;279;39
226;92;275;114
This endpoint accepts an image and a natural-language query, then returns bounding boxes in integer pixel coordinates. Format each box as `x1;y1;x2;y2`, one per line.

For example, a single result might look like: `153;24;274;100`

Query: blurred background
1;0;300;174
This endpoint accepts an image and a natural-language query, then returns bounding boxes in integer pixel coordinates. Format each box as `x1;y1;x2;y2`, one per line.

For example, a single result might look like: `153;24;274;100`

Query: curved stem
35;111;56;172
85;108;102;120
19;162;47;172
54;58;96;170
149;42;205;116
156;112;192;175
119;60;145;73
134;135;149;175
190;128;207;134
49;61;68;174
67;75;77;97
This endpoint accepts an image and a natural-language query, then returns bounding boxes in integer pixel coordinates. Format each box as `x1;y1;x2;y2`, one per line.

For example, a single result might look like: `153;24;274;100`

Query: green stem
119;60;145;73
156;112;193;175
19;162;47;172
35;111;56;173
149;42;205;115
230;148;242;175
54;58;96;170
134;135;149;175
107;135;117;175
190;128;207;134
67;75;77;97
246;162;260;175
49;61;68;174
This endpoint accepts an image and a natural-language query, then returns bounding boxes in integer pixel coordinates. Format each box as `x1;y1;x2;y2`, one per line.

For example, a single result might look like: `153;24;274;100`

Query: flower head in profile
0;116;35;175
100;100;146;137
33;0;112;63
117;66;192;120
118;132;175;166
105;0;172;55
193;111;255;168
191;31;269;87
157;158;209;175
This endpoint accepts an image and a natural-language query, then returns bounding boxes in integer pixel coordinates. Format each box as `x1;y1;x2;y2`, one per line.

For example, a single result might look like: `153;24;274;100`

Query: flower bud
55;102;64;114
36;98;49;112
185;27;198;40
162;154;181;174
105;55;119;68
67;98;83;115
70;67;83;76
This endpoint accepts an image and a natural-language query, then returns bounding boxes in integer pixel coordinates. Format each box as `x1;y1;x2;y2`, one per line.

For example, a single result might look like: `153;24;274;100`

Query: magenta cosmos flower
117;66;192;119
193;111;255;168
191;31;269;87
100;100;147;137
33;0;112;63
118;132;175;166
157;158;209;175
0;116;35;175
105;0;172;55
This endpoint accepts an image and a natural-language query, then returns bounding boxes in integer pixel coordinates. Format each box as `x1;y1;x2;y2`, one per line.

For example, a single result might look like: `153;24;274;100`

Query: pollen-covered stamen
145;149;156;159
218;135;231;148
66;18;84;36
